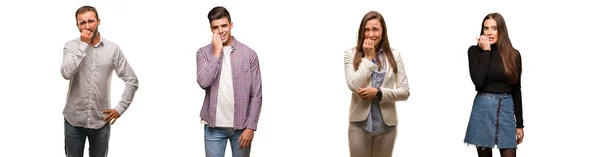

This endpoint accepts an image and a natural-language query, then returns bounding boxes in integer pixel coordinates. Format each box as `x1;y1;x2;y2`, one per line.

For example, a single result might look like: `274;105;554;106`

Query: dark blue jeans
64;119;110;157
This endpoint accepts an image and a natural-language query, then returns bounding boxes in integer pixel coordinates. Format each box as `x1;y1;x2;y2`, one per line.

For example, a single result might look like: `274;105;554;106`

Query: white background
1;0;598;156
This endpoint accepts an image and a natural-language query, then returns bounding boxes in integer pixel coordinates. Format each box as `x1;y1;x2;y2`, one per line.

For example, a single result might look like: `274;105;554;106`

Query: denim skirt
464;92;517;149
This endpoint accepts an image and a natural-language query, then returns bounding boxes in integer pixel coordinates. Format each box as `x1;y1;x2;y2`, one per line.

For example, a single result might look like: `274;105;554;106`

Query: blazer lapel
382;57;392;85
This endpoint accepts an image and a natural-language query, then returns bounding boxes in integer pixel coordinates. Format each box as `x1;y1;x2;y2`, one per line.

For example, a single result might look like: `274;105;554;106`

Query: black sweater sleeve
468;46;491;90
513;53;524;128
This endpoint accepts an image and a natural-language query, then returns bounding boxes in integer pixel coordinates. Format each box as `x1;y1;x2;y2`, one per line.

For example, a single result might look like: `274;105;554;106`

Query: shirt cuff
114;104;127;116
361;57;377;72
77;42;90;55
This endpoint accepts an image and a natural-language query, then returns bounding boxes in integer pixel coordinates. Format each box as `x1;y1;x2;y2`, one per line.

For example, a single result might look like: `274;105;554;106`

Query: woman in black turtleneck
464;13;524;157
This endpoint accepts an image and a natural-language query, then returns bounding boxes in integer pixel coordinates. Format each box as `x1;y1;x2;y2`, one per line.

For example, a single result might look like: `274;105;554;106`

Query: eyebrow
364;26;379;29
211;24;229;28
483;26;497;29
78;19;95;23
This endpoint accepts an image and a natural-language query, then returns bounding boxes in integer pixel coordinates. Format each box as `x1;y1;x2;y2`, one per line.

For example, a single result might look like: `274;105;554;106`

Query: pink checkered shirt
196;37;262;130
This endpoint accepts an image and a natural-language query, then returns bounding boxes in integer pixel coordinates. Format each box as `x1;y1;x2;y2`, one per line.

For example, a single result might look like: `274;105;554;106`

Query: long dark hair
353;11;397;73
481;13;521;83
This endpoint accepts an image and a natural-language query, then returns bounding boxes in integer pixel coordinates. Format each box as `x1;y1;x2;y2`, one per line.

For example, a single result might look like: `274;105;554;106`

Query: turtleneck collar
491;44;499;51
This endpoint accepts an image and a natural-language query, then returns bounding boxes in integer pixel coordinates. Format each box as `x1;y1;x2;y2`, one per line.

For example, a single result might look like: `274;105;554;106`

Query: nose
367;31;375;38
84;23;91;30
485;29;493;36
218;27;223;34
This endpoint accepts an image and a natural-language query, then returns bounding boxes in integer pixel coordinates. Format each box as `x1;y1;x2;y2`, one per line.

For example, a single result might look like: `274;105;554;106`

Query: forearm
61;42;90;79
468;47;491;89
345;57;375;92
513;80;523;128
197;51;221;89
113;49;139;115
381;52;410;102
245;100;261;131
380;86;409;102
246;53;262;131
115;76;138;115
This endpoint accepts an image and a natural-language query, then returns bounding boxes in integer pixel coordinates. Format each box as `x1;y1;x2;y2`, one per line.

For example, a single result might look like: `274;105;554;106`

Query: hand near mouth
212;33;223;58
477;35;491;51
80;30;93;45
362;39;376;59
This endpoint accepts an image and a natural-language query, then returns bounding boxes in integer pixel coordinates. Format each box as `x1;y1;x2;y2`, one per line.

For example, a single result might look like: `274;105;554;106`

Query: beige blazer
344;47;410;126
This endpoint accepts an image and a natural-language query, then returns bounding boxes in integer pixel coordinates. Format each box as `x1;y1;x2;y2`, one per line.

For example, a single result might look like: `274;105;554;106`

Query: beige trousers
348;123;397;157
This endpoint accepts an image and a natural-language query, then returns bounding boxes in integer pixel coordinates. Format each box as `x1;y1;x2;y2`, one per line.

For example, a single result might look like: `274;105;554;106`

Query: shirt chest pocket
231;54;250;75
96;58;114;70
88;52;114;71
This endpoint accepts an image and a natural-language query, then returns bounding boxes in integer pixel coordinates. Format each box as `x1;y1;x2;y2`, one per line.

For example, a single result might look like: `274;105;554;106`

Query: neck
223;36;234;46
91;32;101;46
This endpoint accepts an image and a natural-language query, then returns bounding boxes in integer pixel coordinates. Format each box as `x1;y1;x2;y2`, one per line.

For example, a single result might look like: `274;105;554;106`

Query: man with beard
60;5;139;157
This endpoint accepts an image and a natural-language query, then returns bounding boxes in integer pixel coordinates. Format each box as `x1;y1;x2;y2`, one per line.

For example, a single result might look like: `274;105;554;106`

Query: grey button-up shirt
61;37;138;129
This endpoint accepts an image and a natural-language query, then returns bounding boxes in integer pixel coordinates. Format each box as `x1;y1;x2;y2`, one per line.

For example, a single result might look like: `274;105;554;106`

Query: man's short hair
208;6;231;22
75;5;99;19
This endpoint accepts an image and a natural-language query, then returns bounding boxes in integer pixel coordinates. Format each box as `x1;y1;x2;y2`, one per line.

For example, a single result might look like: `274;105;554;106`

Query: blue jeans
64;119;110;157
204;125;251;157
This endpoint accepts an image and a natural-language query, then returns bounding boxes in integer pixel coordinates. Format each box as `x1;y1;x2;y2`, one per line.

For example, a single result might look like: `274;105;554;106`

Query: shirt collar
229;36;239;52
93;37;104;48
83;32;103;48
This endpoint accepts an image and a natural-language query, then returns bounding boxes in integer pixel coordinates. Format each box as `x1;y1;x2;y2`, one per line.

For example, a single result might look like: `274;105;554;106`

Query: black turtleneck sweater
468;44;524;128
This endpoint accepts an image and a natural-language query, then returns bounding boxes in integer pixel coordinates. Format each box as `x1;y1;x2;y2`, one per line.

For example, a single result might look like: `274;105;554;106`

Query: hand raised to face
212;32;224;58
477;35;491;51
80;29;93;45
362;39;376;59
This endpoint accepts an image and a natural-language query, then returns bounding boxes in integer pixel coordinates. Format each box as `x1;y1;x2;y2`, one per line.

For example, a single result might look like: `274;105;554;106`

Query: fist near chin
477;35;491;51
81;30;93;45
212;33;223;57
362;39;376;58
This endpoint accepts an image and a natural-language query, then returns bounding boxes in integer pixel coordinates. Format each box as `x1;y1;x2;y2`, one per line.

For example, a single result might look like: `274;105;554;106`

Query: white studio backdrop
0;0;598;156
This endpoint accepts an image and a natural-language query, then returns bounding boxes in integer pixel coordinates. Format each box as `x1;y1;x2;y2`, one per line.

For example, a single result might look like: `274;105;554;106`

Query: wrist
376;87;382;100
213;49;222;56
365;53;375;59
480;46;491;51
